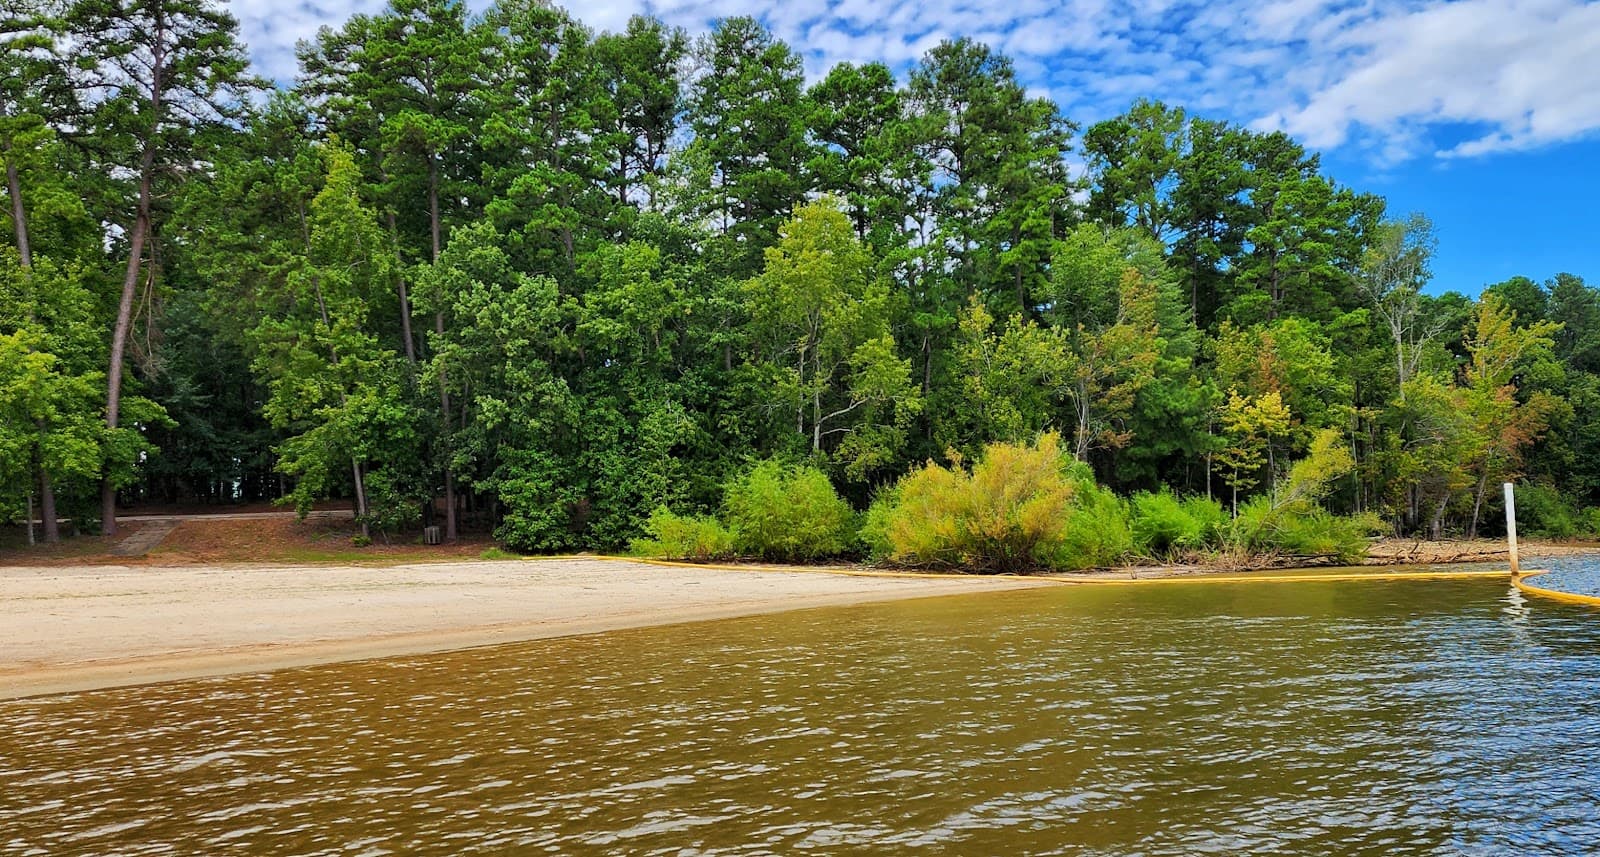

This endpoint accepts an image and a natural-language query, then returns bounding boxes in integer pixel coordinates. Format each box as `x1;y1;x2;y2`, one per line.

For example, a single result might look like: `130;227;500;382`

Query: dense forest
3;0;1597;562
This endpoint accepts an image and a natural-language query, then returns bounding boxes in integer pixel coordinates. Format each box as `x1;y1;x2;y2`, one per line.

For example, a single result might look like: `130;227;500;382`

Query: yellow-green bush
723;460;855;561
629;506;735;561
877;433;1129;573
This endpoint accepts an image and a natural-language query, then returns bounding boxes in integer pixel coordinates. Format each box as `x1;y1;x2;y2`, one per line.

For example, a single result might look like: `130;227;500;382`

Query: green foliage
1046;472;1135;570
1516;485;1581;539
744;198;920;480
857;487;899;561
1221;430;1368;562
629;507;735;561
1580;508;1600;539
15;1;1600;560
1130;490;1227;557
876;434;1129;573
723;460;855;562
1227;499;1372;562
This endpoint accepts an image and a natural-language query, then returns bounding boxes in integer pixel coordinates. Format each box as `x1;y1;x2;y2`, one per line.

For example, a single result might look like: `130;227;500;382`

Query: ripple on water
3;574;1600;855
1524;554;1600;600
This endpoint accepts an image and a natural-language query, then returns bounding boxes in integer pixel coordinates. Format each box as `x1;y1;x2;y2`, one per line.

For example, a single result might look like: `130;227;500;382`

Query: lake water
1523;553;1600;600
3;571;1600;855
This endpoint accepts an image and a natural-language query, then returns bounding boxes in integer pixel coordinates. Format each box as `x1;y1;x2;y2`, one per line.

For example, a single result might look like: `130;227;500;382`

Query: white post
1504;482;1520;576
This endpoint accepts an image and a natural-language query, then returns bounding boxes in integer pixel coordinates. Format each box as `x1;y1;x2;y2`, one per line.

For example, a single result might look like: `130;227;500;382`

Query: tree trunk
1468;472;1490;540
797;347;806;438
39;464;59;543
812;380;822;453
1395;332;1408;402
102;156;156;536
424;160;457;542
427;155;441;261
921;333;933;396
5;148;30;267
436;312;457;542
351;459;370;541
387;210;417;365
397;272;417;363
1429;492;1450;541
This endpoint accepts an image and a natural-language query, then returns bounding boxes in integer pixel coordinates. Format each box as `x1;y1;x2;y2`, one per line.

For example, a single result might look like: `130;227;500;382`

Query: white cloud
1269;0;1600;157
228;0;1600;161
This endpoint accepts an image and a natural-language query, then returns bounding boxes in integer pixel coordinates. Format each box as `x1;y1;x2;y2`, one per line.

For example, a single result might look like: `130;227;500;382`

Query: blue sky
241;0;1600;295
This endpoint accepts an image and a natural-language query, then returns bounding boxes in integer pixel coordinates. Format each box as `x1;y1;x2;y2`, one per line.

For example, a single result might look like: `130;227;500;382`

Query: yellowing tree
1460;293;1563;536
1216;389;1292;514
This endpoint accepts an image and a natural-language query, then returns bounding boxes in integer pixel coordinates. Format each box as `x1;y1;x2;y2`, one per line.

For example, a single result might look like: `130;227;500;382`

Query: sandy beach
0;558;1046;700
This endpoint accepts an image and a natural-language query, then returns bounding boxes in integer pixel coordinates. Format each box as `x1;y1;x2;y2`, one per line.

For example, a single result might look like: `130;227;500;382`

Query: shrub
1226;497;1371;563
1581;507;1600;539
629;506;735;561
360;465;423;540
1048;476;1134;570
857;487;899;561
879;433;1127;573
1517;484;1580;539
723;460;855;562
1130;490;1226;557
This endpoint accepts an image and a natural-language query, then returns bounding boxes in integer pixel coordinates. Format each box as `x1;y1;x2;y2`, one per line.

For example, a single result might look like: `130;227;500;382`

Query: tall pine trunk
385;210;417;365
102;149;156;536
428;154;457;541
5;148;29;267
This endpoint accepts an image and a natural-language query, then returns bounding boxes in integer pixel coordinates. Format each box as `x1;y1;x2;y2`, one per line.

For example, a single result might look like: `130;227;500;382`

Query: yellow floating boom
1513;568;1600;608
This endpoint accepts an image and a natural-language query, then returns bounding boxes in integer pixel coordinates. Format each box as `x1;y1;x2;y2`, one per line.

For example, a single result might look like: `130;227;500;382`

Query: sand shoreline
8;543;1584;701
0;558;1047;700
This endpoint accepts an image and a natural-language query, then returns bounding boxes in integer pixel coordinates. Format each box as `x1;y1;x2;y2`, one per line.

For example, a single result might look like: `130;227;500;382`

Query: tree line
3;0;1596;552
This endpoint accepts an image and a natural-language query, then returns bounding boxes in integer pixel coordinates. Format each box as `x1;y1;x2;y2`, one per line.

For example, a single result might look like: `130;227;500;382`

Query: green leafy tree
416;218;579;550
1230;139;1381;324
0;253;141;541
1360;213;1443;399
250;145;418;541
942;300;1066;457
1082;99;1185;241
1459;293;1562;536
1046;226;1169;463
905;37;1074;315
743;199;920;480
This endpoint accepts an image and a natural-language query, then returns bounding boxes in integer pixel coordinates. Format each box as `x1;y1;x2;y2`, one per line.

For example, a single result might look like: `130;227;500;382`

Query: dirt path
115;510;355;522
0;558;1046;700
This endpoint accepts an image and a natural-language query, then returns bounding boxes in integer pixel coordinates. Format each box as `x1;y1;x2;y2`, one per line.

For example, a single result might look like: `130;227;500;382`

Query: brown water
3;576;1600;855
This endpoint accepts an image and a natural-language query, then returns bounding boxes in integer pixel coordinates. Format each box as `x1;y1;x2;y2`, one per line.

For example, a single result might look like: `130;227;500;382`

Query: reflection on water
4;577;1600;855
